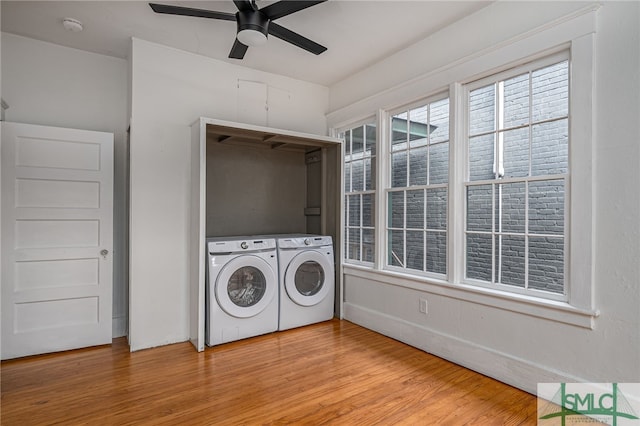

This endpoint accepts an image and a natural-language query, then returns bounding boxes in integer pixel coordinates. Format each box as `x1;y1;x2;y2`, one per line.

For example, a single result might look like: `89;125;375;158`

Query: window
333;13;597;325
464;53;569;298
342;122;377;263
387;97;450;276
341;53;571;301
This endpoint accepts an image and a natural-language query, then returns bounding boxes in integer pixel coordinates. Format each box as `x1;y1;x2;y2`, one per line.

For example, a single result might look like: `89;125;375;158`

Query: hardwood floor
1;320;537;425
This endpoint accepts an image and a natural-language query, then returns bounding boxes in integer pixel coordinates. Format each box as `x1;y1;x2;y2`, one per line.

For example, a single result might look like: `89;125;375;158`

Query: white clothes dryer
276;234;335;331
206;236;279;346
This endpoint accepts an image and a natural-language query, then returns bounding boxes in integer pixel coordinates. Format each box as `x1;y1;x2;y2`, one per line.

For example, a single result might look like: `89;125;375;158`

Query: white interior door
1;122;113;360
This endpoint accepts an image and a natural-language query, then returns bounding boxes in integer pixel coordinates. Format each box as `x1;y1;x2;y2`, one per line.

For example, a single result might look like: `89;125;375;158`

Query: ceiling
1;1;491;86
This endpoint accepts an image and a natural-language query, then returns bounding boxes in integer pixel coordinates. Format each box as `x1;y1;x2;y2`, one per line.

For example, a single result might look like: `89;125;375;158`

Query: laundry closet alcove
189;117;343;351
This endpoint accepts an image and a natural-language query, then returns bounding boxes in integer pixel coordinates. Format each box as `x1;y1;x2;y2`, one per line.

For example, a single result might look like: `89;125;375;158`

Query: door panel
1;122;113;360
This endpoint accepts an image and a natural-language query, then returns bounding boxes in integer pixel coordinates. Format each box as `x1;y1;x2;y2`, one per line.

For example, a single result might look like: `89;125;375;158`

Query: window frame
384;93;450;279
461;51;570;302
340;117;378;267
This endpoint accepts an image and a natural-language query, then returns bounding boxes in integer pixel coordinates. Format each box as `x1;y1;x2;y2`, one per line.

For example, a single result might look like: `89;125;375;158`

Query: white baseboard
112;315;127;338
343;302;585;394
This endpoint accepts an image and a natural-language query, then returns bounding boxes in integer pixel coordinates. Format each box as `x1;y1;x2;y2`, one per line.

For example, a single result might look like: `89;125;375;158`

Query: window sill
342;263;599;329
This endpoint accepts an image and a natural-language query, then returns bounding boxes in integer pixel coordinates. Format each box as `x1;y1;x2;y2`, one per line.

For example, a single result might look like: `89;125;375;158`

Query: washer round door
215;255;277;318
284;250;333;307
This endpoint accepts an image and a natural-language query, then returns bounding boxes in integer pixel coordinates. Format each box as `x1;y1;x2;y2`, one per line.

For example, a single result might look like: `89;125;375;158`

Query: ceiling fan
149;0;328;60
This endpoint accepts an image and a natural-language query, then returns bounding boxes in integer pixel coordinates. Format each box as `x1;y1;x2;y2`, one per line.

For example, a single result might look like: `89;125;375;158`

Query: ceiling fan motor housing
236;10;269;39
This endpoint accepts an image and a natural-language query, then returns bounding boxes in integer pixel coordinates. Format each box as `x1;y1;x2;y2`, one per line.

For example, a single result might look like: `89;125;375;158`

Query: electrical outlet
419;298;428;314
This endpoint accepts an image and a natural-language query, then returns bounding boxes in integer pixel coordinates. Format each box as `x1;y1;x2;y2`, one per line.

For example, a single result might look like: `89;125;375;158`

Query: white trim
449;83;466;286
343;302;590;394
196;117;341;146
344;265;598;328
566;32;595;312
375;110;388;270
327;5;598;128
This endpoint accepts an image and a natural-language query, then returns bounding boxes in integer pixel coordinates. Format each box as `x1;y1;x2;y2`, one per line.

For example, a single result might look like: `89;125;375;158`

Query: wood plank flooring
1;320;537;425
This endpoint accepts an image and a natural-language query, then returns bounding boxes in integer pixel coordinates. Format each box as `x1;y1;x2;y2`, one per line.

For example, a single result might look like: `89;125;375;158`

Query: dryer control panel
278;235;332;249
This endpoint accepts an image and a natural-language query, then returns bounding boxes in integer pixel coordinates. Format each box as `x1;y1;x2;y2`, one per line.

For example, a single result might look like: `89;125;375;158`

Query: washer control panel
208;238;276;254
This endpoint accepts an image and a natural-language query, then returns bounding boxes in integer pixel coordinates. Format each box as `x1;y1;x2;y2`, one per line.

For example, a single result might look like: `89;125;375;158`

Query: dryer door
284;250;333;307
215;255;277;318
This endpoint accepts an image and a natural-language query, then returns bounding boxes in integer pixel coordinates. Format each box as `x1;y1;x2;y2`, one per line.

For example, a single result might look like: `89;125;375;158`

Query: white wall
1;33;129;338
329;1;640;392
129;38;329;351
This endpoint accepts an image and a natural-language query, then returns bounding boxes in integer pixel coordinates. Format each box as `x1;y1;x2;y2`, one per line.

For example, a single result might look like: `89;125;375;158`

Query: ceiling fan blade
149;3;236;21
260;0;327;21
268;22;327;55
229;39;249;59
233;0;257;12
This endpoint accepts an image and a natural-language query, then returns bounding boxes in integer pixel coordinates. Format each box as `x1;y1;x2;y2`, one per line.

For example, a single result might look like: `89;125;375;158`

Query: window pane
348;194;360;227
388;191;404;228
391;112;408;151
406;231;424;271
502;127;530;178
406;190;424;229
344;162;351;192
531;119;568;176
429;142;449;184
352;159;364;191
352;126;364;155
496;182;525;234
502;73;530;129
365;124;377;156
466;233;493;281
388;230;405;267
430;98;449;144
469;134;495;181
391;151;407;187
532;61;569;122
467;185;492;232
343;130;352;158
348;228;361;261
469;84;495;135
362;229;375;263
529;236;564;293
344;228;349;257
409;147;428;186
529;180;564;235
362;193;374;227
496;235;525;288
409;105;429;149
426;187;447;230
426;231;447;274
364;156;375;190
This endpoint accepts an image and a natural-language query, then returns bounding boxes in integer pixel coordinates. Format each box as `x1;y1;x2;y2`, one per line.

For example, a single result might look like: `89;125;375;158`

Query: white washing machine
206;236;279;346
276;234;335;331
